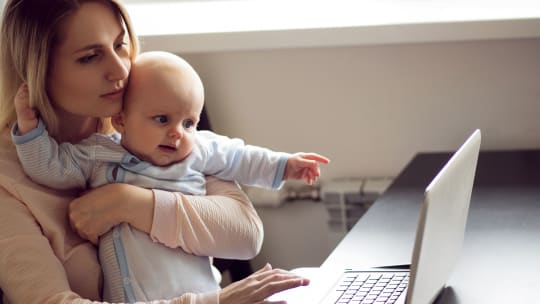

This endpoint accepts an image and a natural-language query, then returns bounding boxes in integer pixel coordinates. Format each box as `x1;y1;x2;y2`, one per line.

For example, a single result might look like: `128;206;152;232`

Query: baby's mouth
158;144;177;152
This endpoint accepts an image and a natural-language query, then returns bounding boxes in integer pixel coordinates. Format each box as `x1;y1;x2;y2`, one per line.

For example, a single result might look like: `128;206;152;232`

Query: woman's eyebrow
73;44;102;54
116;29;127;42
72;29;126;54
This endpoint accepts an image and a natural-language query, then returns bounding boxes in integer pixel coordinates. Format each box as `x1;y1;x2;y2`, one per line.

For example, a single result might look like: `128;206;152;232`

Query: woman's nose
106;53;130;82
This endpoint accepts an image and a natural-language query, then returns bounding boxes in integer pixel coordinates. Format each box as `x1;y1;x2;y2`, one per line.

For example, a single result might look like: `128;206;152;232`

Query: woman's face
48;1;131;120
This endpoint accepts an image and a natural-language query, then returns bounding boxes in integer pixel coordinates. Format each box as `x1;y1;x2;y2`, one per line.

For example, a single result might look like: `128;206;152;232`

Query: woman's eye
115;41;128;50
183;119;195;129
153;115;168;124
78;54;98;64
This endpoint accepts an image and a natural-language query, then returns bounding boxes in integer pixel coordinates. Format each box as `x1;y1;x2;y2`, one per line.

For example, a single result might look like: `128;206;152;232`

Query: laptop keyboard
333;272;409;304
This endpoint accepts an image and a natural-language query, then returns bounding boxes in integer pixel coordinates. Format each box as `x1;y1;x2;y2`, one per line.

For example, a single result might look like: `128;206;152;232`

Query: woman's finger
252;271;309;300
252;263;273;275
251;268;297;282
256;277;309;301
219;266;309;304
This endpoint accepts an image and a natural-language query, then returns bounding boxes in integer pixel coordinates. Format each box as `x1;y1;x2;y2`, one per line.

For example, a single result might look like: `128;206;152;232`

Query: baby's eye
153;115;168;124
183;119;195;129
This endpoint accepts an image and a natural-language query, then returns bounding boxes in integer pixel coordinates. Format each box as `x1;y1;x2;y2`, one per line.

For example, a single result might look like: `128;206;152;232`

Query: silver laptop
271;129;481;304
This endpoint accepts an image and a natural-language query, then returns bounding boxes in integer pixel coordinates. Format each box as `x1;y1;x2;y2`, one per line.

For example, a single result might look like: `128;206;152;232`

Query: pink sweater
0;129;263;304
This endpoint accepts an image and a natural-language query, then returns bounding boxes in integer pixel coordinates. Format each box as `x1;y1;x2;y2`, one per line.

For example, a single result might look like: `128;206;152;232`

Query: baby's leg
99;223;219;302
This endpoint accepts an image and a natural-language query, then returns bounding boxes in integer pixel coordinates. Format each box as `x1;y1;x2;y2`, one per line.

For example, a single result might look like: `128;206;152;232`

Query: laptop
270;129;481;304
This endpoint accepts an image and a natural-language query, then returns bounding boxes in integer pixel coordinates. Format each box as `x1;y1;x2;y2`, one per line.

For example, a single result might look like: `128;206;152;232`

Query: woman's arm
150;176;263;259
0;187;77;304
69;176;263;259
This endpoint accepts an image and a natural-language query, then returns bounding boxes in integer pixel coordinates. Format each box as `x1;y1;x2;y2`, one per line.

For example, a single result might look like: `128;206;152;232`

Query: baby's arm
200;131;330;188
11;85;90;189
12;122;93;190
284;153;330;185
13;83;38;135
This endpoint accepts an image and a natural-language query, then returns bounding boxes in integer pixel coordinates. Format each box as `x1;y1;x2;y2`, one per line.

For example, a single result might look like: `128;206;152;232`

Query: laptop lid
269;129;481;304
406;129;481;303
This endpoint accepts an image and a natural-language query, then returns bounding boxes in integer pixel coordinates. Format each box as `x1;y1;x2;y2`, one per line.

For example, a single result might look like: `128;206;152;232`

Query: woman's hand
219;264;309;304
69;183;154;244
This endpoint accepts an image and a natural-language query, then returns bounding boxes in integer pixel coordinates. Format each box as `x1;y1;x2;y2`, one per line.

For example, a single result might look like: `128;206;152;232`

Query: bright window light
124;0;540;36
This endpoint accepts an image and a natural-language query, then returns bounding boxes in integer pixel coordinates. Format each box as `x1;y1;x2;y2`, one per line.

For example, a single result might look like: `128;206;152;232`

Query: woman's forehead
55;1;124;53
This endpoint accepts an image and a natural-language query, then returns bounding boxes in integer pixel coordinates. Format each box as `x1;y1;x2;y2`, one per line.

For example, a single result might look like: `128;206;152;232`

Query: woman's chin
98;107;123;118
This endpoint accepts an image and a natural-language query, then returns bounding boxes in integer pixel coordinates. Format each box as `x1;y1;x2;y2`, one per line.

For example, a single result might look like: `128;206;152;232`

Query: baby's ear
111;113;125;133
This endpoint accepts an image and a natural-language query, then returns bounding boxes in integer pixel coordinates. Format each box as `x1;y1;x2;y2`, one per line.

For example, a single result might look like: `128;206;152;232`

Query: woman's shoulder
0;127;26;180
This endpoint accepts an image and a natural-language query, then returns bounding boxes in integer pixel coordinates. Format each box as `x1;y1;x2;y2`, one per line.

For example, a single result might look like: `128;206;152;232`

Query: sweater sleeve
11;119;92;189
198;131;291;189
0;186;75;304
150;176;263;259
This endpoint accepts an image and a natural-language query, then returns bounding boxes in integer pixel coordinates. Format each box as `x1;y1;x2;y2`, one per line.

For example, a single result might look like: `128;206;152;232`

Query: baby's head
112;51;205;166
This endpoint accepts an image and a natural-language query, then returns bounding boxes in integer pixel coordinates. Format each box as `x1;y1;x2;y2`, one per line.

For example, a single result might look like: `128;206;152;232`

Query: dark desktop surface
322;149;540;303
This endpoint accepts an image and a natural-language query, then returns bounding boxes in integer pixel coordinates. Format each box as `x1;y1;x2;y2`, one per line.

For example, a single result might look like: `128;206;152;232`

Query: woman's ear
111;112;126;134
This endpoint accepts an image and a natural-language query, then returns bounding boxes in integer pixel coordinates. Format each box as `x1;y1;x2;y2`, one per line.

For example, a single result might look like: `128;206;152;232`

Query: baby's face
116;56;204;166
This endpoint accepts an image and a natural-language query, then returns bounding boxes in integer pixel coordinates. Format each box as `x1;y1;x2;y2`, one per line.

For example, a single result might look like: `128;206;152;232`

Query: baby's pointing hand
284;153;330;185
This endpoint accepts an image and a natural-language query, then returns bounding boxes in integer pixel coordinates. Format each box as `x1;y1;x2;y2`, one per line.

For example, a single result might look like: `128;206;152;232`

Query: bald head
124;51;204;113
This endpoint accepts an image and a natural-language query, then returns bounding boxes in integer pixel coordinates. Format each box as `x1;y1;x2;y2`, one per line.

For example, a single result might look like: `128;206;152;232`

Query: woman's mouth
101;88;124;100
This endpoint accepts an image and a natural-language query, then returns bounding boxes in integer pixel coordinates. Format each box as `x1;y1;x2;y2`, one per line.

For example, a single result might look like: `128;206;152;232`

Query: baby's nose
168;125;184;139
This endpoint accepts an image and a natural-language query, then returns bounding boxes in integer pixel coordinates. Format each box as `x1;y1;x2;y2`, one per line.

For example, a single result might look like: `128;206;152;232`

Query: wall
177;38;540;271
251;201;345;271
181;38;540;181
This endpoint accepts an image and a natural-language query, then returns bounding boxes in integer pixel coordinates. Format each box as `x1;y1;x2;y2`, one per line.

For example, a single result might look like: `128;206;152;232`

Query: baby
13;51;329;302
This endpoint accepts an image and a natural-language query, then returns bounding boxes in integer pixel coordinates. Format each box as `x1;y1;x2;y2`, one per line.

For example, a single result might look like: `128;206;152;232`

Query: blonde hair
0;0;139;136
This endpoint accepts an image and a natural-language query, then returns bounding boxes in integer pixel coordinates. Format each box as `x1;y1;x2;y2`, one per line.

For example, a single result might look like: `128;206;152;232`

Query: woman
0;0;308;303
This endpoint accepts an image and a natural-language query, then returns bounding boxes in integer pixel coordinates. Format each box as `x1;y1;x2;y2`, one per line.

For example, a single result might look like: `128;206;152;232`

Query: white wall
180;38;540;181
251;201;345;271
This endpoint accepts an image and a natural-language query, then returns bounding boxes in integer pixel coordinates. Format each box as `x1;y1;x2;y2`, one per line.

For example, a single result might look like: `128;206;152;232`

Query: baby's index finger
302;153;330;164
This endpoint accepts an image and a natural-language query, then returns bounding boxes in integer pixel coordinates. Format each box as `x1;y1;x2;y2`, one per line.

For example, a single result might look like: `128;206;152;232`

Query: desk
321;150;540;303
